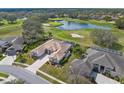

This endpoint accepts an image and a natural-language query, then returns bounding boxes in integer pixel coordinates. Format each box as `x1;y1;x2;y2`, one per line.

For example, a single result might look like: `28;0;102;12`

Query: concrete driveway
0;65;50;84
26;55;49;73
0;56;16;65
95;73;120;84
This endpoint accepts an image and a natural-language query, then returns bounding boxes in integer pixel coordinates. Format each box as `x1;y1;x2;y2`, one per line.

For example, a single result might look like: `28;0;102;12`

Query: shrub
72;44;86;58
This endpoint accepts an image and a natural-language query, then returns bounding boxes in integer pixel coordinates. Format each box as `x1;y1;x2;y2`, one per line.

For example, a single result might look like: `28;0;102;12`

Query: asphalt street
0;65;50;84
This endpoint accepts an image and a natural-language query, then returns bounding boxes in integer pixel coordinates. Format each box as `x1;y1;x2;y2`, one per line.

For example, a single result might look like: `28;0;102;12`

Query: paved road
26;55;49;73
0;56;16;65
0;65;50;84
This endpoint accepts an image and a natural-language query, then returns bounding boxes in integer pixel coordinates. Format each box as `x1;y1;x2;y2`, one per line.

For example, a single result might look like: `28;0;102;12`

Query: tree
103;16;112;21
115;17;124;29
47;32;53;39
90;29;118;48
0;16;4;26
6;14;17;24
22;16;44;44
72;44;85;58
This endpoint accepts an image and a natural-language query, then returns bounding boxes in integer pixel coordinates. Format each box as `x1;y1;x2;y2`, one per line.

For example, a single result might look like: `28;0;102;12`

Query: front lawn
40;46;91;84
15;53;35;65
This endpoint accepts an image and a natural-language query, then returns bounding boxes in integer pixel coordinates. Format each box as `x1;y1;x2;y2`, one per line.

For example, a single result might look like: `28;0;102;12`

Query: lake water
56;20;111;30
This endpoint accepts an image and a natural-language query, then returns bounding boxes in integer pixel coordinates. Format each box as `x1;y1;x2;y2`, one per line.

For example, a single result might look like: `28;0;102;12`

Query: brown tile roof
31;39;72;61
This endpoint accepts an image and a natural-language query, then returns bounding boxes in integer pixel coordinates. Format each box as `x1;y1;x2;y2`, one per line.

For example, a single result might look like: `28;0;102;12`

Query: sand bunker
71;33;84;38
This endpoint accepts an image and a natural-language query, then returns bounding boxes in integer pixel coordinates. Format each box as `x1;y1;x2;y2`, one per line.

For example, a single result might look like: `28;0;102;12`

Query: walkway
0;56;16;65
0;65;50;84
26;55;49;73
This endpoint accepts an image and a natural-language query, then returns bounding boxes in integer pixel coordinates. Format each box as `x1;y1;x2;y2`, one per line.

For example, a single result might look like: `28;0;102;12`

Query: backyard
39;17;124;83
44;18;124;52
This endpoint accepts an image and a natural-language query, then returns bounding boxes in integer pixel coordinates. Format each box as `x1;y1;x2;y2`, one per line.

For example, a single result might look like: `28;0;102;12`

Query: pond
56;20;111;30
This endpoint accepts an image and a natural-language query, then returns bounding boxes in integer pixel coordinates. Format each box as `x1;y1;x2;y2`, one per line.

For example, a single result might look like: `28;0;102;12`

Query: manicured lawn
48;21;63;27
0;72;9;78
44;24;93;48
46;18;124;52
0;19;23;39
36;71;61;84
15;53;35;65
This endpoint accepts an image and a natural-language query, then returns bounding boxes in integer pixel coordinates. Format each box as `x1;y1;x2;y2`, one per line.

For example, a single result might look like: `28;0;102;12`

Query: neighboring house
30;39;72;64
0;37;24;55
0;40;11;53
6;45;23;56
70;47;124;79
4;36;24;45
5;37;24;55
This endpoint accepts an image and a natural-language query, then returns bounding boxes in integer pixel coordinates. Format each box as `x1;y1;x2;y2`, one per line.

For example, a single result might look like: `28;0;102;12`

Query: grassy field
0;19;23;39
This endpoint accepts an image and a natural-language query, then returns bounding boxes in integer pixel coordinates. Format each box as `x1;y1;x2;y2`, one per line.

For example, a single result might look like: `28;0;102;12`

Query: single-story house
6;44;23;56
1;36;24;55
70;47;124;79
4;36;24;45
30;39;72;64
0;40;11;52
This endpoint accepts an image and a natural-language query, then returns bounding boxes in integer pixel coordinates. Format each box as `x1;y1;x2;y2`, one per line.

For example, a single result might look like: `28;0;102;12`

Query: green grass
36;71;61;84
48;21;63;27
40;52;91;84
0;54;5;61
44;25;93;48
0;72;9;78
40;18;124;83
15;53;35;65
12;63;28;68
0;19;23;39
46;18;124;52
